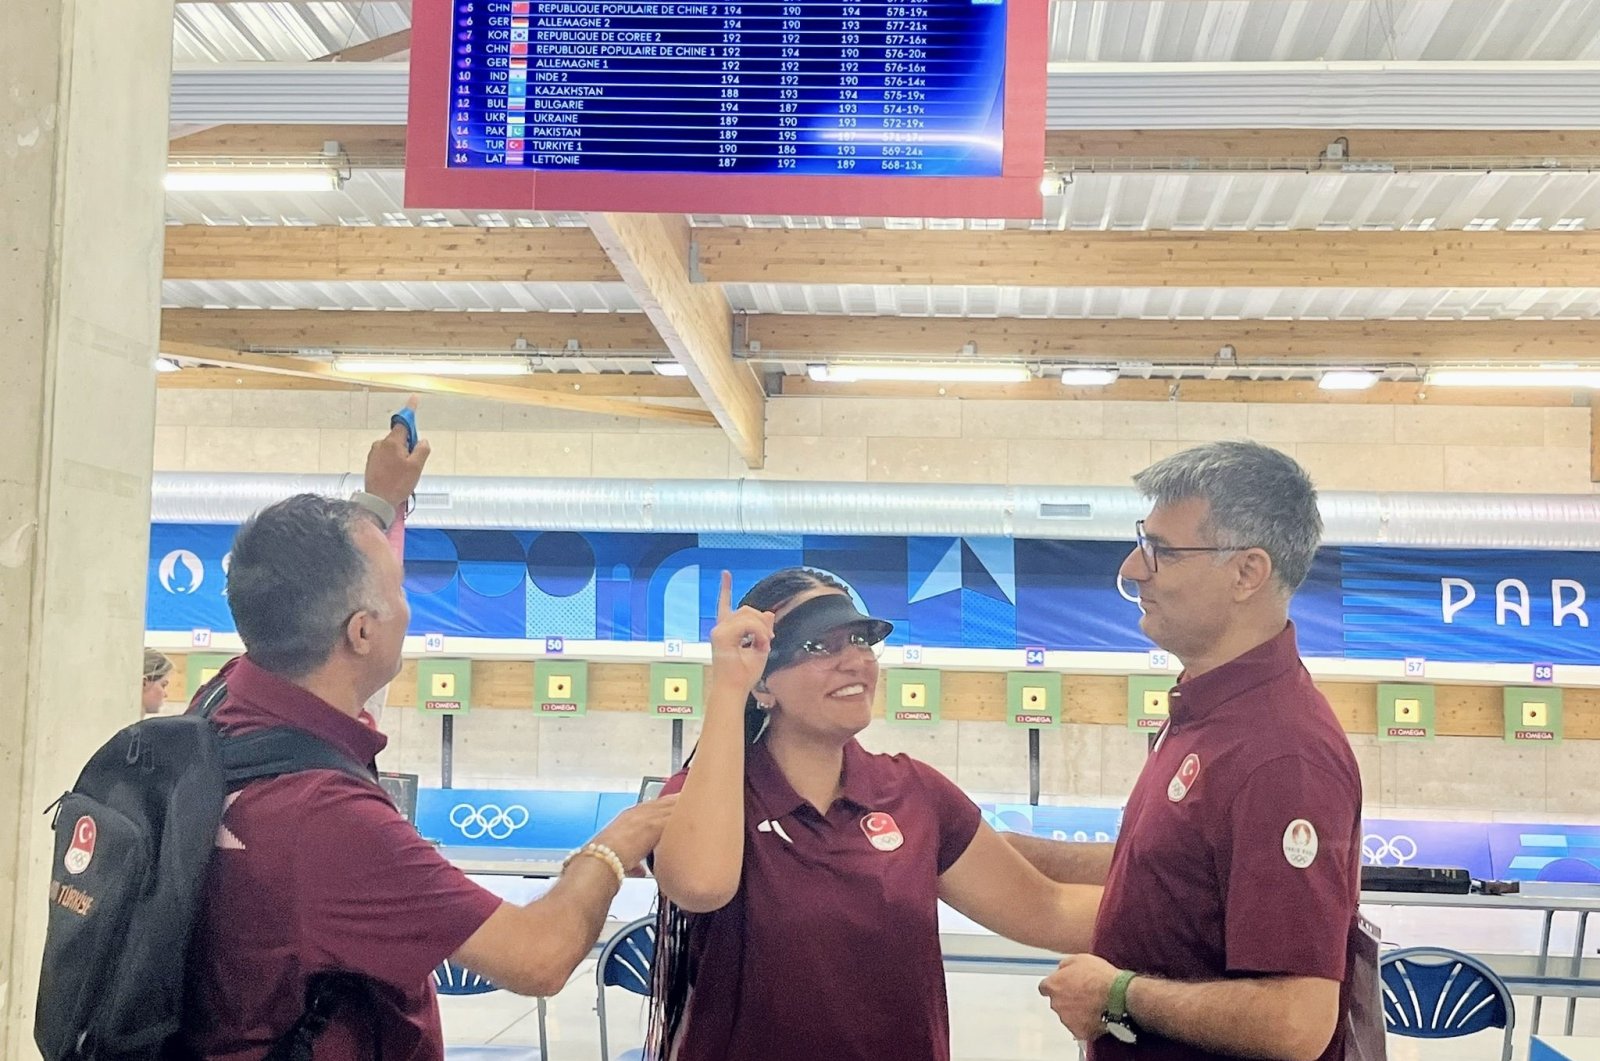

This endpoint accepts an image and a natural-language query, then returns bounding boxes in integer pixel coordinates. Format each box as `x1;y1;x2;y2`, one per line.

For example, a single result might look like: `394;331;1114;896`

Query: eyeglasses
794;627;884;663
1135;520;1253;574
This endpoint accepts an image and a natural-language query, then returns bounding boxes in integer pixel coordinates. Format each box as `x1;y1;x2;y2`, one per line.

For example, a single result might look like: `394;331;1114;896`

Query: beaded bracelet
562;842;626;886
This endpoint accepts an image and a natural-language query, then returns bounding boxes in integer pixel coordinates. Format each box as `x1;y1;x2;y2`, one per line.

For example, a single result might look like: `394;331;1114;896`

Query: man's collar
227;656;388;765
1168;622;1303;723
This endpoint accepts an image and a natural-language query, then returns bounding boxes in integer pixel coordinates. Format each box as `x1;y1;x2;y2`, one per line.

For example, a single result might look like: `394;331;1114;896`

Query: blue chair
596;917;655;1061
434;959;549;1060
1380;946;1515;1061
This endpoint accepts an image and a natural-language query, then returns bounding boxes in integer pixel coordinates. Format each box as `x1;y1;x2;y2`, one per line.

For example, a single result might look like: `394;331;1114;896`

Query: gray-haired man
1014;441;1362;1061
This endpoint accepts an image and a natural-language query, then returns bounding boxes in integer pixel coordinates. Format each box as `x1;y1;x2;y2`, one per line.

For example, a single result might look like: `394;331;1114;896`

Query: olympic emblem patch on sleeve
1282;819;1319;869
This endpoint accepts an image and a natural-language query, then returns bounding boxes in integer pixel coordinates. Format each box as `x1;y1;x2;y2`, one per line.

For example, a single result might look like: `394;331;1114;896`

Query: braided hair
644;566;848;1058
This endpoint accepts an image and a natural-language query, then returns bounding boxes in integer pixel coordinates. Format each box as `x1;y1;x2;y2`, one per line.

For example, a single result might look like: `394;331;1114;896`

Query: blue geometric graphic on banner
699;533;803;551
662;564;700;642
910;538;963;603
526;532;597;596
961;588;1015;646
962;537;1015;604
406;529;459;595
145;523;1600;665
525;577;596;640
455;530;526;597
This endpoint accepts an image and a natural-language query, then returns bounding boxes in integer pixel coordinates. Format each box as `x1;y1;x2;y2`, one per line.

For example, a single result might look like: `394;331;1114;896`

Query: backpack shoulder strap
219;726;377;788
190;675;379;789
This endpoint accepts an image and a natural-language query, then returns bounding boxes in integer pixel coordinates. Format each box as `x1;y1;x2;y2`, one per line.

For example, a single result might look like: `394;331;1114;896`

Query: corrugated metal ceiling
170;0;1600;63
160;279;1600;321
1050;0;1600;63
161;278;640;313
724;285;1600;320
173;2;410;62
164;168;1600;232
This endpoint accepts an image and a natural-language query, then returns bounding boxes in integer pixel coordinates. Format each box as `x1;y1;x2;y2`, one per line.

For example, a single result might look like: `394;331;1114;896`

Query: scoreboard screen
406;0;1045;216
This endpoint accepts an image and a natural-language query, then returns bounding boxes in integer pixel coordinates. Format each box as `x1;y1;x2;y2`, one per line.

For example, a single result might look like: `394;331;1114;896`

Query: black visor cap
763;592;893;677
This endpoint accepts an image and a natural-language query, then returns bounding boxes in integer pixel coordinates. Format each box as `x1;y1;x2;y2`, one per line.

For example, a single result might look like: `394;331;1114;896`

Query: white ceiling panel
173;2;410;62
723;284;1600;320
161;279;640;313
1048;0;1600;63
164;169;1600;232
172;1;1600;65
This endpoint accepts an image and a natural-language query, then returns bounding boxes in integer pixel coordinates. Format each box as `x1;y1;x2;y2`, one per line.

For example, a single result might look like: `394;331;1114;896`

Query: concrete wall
154;390;1599;821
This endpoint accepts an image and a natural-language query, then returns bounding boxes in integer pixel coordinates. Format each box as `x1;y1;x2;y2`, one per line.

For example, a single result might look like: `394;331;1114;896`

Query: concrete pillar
1;0;174;1050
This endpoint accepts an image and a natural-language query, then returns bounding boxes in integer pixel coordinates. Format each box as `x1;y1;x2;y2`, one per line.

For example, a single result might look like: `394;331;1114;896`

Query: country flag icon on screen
1394;698;1420;723
664;678;689;703
1523;701;1549;727
548;675;572;699
431;673;456;698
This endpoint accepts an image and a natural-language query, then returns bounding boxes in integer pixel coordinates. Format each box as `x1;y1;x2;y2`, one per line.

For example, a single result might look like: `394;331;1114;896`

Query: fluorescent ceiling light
332;357;529;376
1426;368;1600;388
1059;368;1118;386
1317;370;1380;391
807;363;1033;384
154;358;181;374
651;361;688;377
164;168;342;192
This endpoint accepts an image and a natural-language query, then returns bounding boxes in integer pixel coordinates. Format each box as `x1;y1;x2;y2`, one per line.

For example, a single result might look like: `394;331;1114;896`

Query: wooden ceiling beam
166;225;1600;289
1592;402;1600;483
312;28;411;63
164;309;1600;366
1045;128;1600;161
161;308;666;353
169;124;408;159
166;125;1600;164
157;342;715;425
586;213;766;467
157;366;696;397
694;228;1600;288
164;225;618;283
746;315;1600;363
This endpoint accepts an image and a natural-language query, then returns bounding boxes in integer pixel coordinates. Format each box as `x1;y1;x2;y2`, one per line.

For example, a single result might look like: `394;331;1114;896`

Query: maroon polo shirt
660;738;981;1061
1090;624;1361;1061
182;657;503;1061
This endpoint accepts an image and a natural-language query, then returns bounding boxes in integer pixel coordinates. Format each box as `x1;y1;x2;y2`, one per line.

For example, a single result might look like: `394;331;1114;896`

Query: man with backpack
38;406;674;1061
186;411;675;1061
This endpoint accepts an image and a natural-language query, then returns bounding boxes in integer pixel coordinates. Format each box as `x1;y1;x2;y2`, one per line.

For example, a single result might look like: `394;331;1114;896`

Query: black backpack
35;675;379;1061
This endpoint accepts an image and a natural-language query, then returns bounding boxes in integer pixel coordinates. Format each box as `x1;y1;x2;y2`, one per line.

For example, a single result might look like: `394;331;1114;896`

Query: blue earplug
390;406;418;453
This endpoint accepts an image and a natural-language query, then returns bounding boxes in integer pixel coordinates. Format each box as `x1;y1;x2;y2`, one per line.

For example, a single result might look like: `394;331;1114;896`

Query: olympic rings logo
1361;833;1418;866
449;803;531;841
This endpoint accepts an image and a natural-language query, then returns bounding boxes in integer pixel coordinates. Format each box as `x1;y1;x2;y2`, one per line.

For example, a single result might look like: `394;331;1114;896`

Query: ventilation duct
150;473;1600;551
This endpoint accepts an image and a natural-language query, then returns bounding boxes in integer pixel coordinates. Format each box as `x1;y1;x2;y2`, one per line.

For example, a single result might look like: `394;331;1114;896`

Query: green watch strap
1106;970;1139;1021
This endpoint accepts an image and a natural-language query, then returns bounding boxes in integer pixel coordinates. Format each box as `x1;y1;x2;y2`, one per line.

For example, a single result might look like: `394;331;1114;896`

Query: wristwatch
1102;969;1139;1044
349;490;397;532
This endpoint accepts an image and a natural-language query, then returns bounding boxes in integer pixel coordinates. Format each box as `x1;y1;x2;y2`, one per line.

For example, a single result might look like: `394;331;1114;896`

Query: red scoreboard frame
405;0;1048;218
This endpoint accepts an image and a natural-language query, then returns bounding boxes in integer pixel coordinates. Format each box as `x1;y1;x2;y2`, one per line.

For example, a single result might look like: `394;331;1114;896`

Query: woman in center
650;567;1102;1061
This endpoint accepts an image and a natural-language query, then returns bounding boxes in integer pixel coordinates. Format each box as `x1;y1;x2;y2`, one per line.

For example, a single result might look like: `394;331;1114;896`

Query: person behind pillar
1012;440;1361;1061
141;648;173;714
181;408;675;1061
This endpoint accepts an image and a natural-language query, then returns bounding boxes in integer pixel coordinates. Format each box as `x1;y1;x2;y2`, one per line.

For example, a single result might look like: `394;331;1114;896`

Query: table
444;846;569;876
1532;1036;1600;1061
459;866;1600;1026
